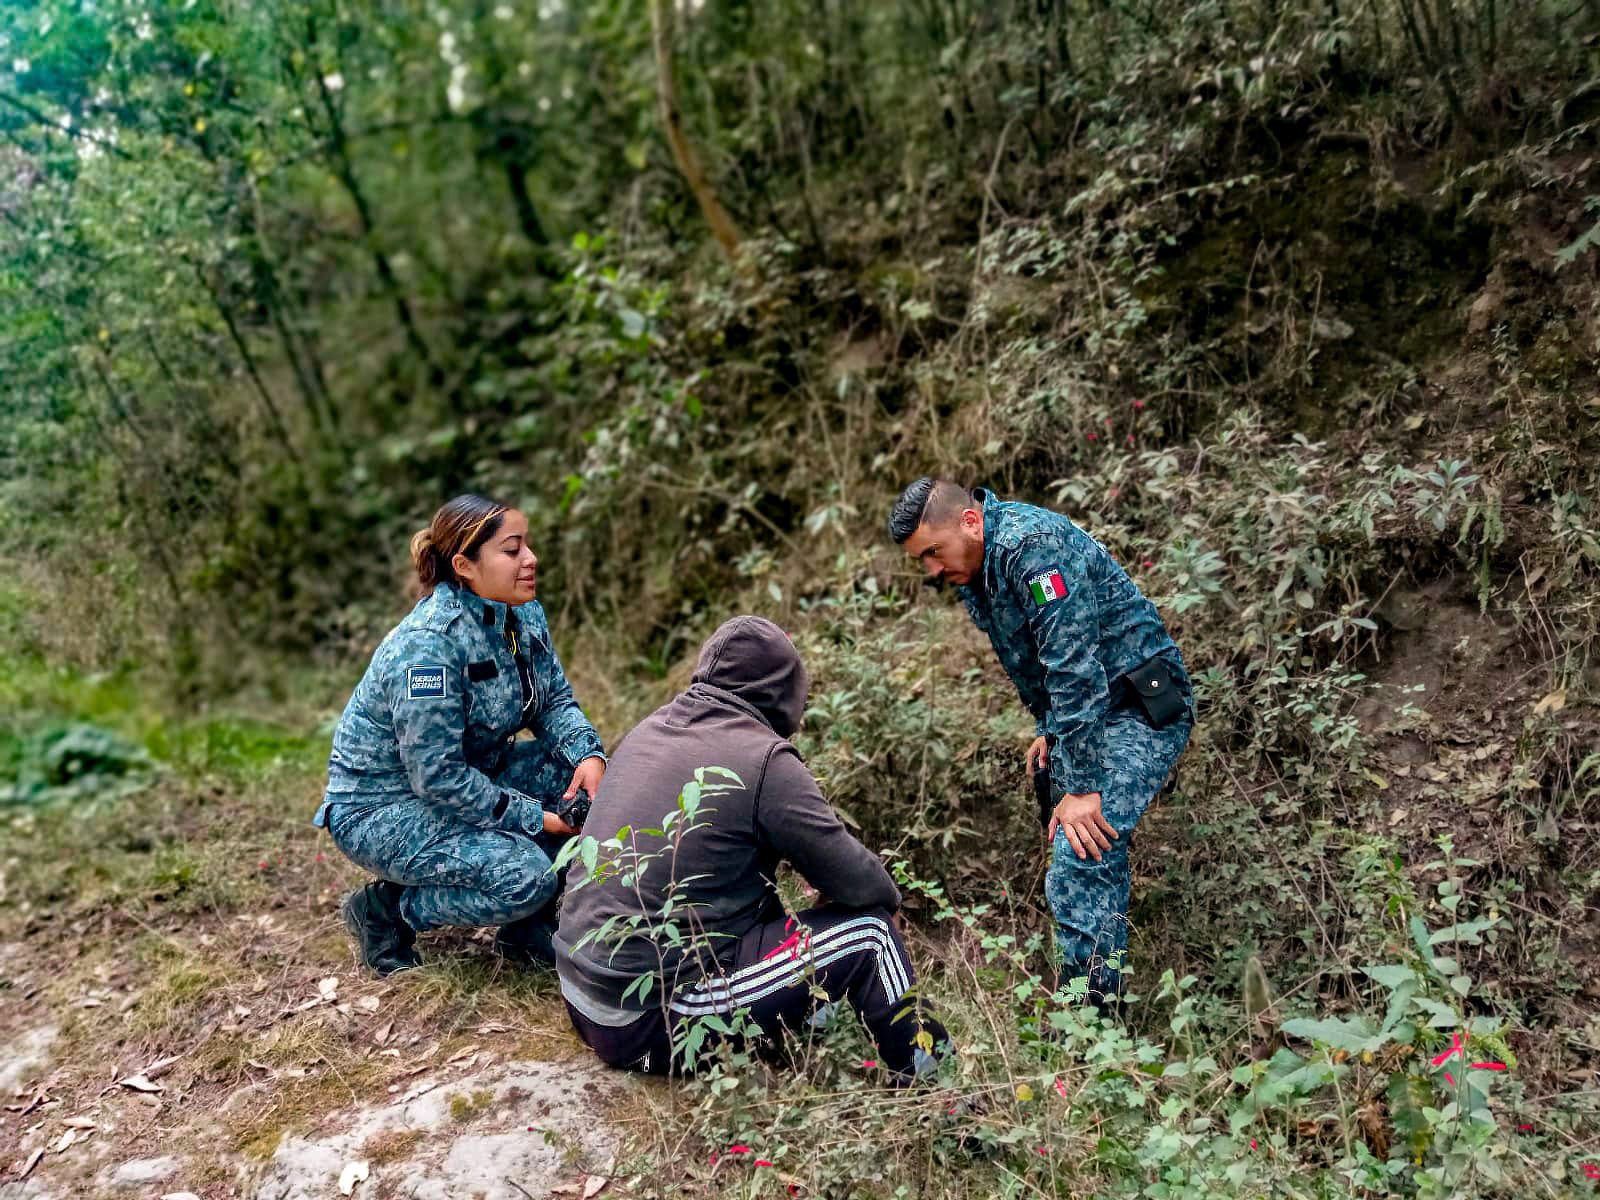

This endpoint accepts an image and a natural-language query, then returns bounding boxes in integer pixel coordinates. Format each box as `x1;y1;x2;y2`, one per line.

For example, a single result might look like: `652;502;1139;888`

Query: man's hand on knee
1046;791;1116;861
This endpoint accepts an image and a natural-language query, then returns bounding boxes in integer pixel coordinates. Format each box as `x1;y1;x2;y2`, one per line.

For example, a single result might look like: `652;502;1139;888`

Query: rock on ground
0;1026;60;1096
104;1156;180;1187
250;1058;623;1200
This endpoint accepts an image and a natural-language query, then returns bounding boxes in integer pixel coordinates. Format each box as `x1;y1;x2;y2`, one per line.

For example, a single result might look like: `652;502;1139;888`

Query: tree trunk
306;14;439;377
651;0;743;260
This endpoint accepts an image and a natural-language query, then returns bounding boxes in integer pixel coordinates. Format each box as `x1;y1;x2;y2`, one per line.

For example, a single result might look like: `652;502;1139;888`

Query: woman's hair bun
411;527;442;591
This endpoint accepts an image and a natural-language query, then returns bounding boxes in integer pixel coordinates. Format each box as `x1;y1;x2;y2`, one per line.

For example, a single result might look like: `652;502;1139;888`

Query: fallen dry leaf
318;977;339;1002
143;1055;183;1080
117;1075;164;1094
338;1160;369;1195
49;1129;76;1153
1533;690;1566;716
62;1117;98;1130
19;1148;44;1178
396;1079;438;1103
373;1021;394;1046
447;1044;481;1063
356;995;381;1014
161;1193;204;1200
584;1175;609;1198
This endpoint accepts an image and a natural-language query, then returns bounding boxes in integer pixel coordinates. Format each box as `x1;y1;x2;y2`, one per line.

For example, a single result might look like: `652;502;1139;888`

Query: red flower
1087;433;1098;441
1142;560;1154;569
1133;401;1145;409
755;1159;773;1167
729;1145;751;1155
862;1060;877;1068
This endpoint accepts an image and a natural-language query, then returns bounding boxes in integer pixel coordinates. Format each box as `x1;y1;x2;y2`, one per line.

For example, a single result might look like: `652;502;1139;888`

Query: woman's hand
564;756;605;806
1046;791;1118;861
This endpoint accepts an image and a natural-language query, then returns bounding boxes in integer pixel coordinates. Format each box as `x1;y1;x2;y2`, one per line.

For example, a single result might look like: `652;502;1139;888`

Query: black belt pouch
1122;656;1187;728
1033;755;1054;829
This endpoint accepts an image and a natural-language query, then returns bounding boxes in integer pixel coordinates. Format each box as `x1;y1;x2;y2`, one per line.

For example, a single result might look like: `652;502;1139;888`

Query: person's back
556;616;947;1082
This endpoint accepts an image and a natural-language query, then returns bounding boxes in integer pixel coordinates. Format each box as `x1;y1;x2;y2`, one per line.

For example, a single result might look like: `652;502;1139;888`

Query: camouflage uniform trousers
326;739;573;932
1043;710;1192;990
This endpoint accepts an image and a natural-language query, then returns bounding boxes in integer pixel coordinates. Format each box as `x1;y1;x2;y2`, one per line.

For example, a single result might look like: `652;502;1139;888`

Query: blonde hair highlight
411;494;510;596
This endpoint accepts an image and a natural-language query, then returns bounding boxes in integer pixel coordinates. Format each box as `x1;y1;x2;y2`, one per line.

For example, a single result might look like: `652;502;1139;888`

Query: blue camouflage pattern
1044;713;1190;978
326;739;572;930
315;580;603;930
956;488;1193;977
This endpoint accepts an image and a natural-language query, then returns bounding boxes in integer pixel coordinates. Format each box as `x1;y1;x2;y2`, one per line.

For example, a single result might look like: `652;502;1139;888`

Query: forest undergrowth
3;0;1599;1195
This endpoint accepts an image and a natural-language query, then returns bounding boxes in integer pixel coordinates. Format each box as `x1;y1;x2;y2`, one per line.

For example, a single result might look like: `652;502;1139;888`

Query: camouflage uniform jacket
316;582;603;828
957;488;1186;797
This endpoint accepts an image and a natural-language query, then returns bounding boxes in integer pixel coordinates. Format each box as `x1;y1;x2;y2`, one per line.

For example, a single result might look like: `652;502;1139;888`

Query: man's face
903;509;984;588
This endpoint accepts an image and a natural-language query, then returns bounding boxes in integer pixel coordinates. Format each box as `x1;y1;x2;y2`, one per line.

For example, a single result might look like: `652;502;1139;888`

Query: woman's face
453;509;538;606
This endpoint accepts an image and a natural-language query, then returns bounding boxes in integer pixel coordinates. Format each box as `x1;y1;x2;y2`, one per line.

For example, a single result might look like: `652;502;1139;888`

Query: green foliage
2;0;1598;1193
0;721;154;807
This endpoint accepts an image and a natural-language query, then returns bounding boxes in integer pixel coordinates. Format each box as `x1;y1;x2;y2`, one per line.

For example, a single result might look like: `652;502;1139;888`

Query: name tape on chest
1026;570;1068;606
406;665;447;700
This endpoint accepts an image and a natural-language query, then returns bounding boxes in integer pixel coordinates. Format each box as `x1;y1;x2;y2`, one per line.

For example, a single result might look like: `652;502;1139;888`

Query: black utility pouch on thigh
1122;656;1187;728
1033;761;1054;829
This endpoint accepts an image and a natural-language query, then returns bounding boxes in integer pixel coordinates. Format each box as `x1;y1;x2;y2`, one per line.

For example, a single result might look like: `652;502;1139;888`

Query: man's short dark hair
888;477;973;544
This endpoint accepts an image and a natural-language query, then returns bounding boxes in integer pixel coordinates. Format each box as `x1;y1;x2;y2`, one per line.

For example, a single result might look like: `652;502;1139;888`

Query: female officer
315;494;606;976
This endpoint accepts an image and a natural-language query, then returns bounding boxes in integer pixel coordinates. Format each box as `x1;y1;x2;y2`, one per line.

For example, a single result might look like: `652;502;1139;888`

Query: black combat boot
341;880;421;977
492;911;557;969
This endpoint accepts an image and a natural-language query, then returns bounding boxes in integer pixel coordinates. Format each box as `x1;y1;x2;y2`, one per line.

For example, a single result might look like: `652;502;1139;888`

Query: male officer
889;478;1193;1008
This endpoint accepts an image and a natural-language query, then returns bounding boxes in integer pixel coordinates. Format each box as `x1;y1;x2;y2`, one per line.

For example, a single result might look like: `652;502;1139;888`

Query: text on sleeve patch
406;665;447;699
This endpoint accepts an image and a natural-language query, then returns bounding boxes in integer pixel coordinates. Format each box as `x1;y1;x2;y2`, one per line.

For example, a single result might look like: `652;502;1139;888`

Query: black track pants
565;906;949;1082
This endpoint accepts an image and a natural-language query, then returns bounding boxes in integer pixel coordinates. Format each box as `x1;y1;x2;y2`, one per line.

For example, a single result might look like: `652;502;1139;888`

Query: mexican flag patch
1027;570;1068;605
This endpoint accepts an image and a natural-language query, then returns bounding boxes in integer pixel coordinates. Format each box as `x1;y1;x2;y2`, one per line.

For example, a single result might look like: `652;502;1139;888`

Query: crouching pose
316;494;606;976
556;616;950;1083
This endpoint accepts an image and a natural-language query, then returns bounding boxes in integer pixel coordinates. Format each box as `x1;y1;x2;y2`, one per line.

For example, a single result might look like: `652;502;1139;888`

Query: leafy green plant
1;722;154;807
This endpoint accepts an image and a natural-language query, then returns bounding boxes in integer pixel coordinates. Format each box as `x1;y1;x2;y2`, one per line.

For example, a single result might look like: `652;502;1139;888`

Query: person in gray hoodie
555;615;949;1083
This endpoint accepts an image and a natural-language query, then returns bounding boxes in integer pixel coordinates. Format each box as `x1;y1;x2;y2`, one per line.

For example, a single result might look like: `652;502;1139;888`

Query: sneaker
492;912;557;969
341;880;421;977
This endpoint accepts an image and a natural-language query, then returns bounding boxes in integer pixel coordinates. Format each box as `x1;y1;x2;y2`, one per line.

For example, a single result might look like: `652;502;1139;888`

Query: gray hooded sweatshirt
555;615;900;1025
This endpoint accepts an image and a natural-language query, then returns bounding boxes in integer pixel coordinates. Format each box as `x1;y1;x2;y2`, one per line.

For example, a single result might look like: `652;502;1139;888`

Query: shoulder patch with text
1026;570;1068;606
406;665;447;700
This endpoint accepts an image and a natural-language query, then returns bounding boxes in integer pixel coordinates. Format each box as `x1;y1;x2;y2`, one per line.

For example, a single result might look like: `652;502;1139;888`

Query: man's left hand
1046;791;1117;861
564;756;605;806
